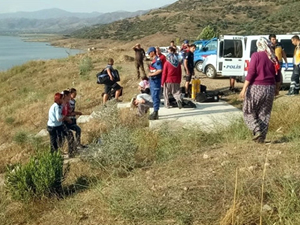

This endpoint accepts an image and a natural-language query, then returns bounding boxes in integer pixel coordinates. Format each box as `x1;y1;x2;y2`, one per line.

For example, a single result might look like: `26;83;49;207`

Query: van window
195;44;202;50
280;39;294;58
250;40;258;57
205;40;217;51
223;40;243;58
219;41;224;57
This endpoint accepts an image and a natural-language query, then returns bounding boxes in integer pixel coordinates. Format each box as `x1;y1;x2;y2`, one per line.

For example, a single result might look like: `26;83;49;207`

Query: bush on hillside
79;56;93;76
13;131;29;145
82;126;138;174
5;151;66;201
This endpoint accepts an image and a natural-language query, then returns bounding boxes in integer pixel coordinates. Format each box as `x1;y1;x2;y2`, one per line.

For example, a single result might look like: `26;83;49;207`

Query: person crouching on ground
131;88;153;116
239;37;281;143
138;76;150;93
47;93;64;153
147;47;162;120
162;46;183;109
103;58;123;104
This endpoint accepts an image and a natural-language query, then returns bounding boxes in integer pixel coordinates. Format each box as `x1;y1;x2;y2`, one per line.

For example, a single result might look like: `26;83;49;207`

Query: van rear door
221;36;245;77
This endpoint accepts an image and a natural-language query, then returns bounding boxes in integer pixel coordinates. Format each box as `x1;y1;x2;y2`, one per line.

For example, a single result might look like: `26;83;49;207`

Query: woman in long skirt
240;37;281;143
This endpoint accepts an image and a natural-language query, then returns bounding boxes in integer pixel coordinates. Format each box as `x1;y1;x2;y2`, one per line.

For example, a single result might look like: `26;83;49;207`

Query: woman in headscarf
240;37;281;143
161;46;183;109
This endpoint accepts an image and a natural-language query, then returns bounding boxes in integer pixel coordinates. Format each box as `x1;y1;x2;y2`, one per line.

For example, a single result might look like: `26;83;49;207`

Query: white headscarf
256;37;280;74
256;37;278;64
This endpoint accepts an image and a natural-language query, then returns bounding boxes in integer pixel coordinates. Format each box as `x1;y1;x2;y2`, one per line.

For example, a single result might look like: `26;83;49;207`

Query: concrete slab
77;115;91;124
35;129;48;137
117;102;131;109
149;100;242;130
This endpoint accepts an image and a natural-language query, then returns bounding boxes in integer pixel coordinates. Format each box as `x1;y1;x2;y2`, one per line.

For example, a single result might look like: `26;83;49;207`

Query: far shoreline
0;35;85;72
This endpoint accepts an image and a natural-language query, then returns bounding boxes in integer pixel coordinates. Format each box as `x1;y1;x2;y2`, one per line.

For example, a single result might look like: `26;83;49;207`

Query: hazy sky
0;0;178;13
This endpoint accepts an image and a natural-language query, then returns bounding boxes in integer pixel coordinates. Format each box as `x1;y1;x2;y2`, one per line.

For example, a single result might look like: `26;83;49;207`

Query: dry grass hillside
1;41;300;224
71;0;300;43
1;5;300;222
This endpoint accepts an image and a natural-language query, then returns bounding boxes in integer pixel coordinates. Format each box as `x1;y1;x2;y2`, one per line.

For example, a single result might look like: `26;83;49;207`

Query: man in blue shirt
147;47;162;120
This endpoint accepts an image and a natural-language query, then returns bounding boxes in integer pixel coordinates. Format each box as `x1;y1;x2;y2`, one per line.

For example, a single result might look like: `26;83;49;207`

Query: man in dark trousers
184;44;196;97
147;47;162;120
133;43;146;79
287;35;300;95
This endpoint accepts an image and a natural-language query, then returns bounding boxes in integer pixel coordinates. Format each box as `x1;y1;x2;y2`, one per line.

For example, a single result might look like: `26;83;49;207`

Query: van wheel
195;61;203;72
205;65;217;79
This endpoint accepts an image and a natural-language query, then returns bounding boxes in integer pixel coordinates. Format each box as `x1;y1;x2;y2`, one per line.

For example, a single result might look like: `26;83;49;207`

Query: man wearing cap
180;40;190;52
147;46;162;120
132;43;146;79
180;40;190;73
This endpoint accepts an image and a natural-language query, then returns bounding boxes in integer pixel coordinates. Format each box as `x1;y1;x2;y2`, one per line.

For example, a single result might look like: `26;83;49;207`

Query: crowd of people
47;35;300;155
131;41;197;119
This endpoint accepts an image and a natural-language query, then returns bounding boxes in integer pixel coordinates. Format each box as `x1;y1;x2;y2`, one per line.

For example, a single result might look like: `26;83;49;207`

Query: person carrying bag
100;58;123;104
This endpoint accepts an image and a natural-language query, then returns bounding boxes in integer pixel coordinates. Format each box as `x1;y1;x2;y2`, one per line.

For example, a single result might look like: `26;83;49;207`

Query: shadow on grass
61;175;97;197
271;136;291;144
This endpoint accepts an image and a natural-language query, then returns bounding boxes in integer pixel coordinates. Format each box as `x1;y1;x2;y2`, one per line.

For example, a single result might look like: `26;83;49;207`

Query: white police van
202;34;295;84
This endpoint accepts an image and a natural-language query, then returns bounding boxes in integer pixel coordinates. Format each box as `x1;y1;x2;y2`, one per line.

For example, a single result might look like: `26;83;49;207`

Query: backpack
196;91;220;103
96;69;110;84
167;97;197;108
96;68;120;84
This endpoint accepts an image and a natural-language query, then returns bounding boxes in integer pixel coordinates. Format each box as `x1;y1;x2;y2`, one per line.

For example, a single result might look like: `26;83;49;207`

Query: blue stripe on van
282;63;293;68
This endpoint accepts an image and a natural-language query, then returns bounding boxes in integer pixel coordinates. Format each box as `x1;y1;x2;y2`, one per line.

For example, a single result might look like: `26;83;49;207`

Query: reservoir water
0;36;83;71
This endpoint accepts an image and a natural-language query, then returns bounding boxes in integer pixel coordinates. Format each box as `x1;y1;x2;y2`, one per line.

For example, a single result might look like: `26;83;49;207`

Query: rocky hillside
71;0;300;41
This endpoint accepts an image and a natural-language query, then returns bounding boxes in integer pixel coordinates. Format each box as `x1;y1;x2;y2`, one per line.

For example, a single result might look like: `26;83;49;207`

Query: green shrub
79;56;93;76
115;66;122;71
83;126;138;174
197;25;217;40
13;131;29;145
5;151;66;201
5;117;15;125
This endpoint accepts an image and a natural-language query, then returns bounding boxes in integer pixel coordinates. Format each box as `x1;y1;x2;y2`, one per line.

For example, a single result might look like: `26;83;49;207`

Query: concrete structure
148;101;242;130
65;99;242;131
35;129;48;137
118;99;242;131
77;115;92;124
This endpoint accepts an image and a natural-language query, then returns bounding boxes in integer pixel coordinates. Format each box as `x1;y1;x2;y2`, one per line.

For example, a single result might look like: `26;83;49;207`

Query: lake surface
0;36;83;71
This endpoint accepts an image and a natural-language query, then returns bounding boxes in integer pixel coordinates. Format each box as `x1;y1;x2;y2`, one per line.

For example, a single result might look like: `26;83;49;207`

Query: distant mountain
0;8;103;19
0;8;149;34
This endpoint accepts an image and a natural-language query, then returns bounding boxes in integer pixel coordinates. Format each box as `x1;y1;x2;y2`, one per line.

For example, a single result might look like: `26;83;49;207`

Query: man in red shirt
161;47;183;109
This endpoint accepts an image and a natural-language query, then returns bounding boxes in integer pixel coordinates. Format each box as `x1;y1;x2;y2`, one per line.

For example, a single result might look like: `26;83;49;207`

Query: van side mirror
202;46;208;51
